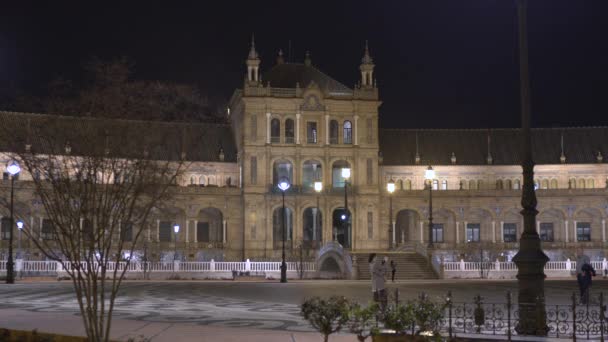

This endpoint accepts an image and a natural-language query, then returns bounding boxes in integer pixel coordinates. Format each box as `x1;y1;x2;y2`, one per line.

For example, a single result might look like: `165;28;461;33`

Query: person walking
371;255;388;311
368;253;377;300
390;260;396;283
576;250;591;303
580;262;596;305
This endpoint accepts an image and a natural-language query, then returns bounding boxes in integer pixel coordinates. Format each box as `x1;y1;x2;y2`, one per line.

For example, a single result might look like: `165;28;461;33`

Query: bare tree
0;60;187;342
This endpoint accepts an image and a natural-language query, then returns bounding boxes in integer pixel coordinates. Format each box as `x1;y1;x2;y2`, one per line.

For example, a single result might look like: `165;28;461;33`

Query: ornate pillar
325;114;330;145
296;113;301;144
266;112;271;144
573;220;577;242
492;221;496;243
185;220;189;243
564;220;569;243
354;115;359;146
602;219;606;243
223;220;227;244
500;221;505;242
456;221;460;244
156;219;160;242
194;220;198;243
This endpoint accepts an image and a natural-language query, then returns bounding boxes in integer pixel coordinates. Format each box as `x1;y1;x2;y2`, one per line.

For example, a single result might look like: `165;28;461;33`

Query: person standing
390;260;396;283
576;250;591;303
580;262;596;305
368;253;377;301
373;256;388;311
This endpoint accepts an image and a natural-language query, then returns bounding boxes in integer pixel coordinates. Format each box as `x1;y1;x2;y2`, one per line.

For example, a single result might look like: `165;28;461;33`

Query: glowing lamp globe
341;168;351;180
314;181;323;193
173;224;180;233
387;179;395;194
16;220;24;230
278;177;291;191
424;166;435;180
6;161;21;175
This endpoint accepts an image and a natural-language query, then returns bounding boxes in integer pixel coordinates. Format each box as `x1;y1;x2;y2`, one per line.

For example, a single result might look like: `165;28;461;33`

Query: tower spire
245;33;261;84
359;40;375;87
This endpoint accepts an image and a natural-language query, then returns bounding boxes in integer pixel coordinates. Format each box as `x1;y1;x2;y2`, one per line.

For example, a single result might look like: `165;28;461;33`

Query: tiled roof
379;127;608;166
263;63;352;94
0;111;237;162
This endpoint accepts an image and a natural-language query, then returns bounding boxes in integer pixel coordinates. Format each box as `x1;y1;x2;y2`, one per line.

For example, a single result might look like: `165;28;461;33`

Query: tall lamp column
278;177;291;283
424;166;436;248
173;224;180;262
387;179;395;249
6;161;21;284
314;181;323;246
341;168;351;247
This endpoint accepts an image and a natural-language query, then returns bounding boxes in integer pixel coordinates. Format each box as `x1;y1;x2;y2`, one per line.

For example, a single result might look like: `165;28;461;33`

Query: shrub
347;302;380;342
301;296;351;342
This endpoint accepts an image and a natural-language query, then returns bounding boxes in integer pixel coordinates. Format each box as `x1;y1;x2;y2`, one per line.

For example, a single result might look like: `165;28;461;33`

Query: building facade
1;41;608;265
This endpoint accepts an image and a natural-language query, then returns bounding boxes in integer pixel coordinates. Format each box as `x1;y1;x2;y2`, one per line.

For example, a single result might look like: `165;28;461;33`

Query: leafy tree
347;302;379;342
301;296;351;342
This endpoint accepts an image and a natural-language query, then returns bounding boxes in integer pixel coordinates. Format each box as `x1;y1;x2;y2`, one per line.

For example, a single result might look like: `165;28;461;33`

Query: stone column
39;217;43;241
602;219;606;243
312;208;317;241
194;220;198;243
392;222;396;246
296;113;301;144
419;221;423;243
325;114;330;145
500;221;504;242
574;220;577;242
354;115;359;146
456;221;460;244
564;220;569;243
156;219;160;242
266;112;271;144
492;221;496;243
223;220;227;244
186;220;189;243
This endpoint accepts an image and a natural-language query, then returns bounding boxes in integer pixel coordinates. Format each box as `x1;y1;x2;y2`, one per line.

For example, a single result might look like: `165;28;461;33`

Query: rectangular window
1;217;11;240
503;223;517;242
540;222;554;242
121;222;133;242
197;222;210;242
250;156;257;185
41;219;55;240
466;223;480;242
432;223;444;243
159;221;172;242
367;211;373;239
250;115;257;141
343;126;352;144
577;222;591;241
366;159;373;185
307;122;318;144
366;118;373;144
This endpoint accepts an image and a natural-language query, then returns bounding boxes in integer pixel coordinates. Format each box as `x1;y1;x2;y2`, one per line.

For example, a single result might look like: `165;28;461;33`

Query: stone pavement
0;279;606;341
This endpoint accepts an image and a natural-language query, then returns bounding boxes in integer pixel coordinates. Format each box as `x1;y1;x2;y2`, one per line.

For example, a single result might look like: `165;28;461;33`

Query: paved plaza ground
0;279;606;341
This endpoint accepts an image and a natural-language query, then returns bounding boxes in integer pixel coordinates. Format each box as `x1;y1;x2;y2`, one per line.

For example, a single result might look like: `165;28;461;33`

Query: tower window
307;122;318;144
343;121;352;144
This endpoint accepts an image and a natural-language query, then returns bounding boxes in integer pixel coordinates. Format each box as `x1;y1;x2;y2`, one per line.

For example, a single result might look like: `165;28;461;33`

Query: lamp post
314;181;323;246
341;168;351;247
278;177;291;283
387;179;395;249
424;166;436;248
512;0;549;335
173;224;180;261
6;160;21;284
16;220;23;260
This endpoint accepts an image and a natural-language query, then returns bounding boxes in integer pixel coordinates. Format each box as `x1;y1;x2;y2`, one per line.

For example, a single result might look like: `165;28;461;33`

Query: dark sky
1;1;607;129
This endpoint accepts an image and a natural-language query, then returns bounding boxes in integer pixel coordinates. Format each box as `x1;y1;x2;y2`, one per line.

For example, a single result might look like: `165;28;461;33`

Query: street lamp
5;160;21;284
314;181;323;245
277;176;291;283
512;0;549;335
341;168;351;247
173;224;180;261
16;220;23;260
387;179;395;249
424;166;436;248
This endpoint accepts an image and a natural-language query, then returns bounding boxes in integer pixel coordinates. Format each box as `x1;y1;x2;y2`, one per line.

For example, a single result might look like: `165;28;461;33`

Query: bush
301;296;351;342
347;302;380;342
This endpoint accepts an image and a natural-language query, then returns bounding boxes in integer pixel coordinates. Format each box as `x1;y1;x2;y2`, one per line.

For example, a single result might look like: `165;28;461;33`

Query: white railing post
174;260;180;272
57;261;64;273
460;259;465;271
566;258;572;271
495;259;500;271
246;259;251;271
210;259;215;272
603;258;607;272
15;259;23;273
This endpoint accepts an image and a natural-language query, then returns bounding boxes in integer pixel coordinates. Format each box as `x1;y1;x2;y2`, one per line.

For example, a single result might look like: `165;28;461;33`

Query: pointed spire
451;152;457;165
361;40;373;65
276;49;285;65
486;130;493;164
248;33;258;60
597;151;603;163
304;51;312;66
415;132;420;164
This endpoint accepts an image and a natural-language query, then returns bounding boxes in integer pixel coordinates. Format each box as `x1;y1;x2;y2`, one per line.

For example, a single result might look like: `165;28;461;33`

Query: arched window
569;178;577;189
343;121;352;144
190;176;196;185
578;178;585;189
541;179;549;190
550;179;558;189
505;179;512;190
441;180;448;190
199;175;206;186
432;179;438;190
477;180;483;190
397;179;403;190
270;118;280;143
332;160;350;188
469;179;477;190
496;179;503;190
330;120;339;144
273;160;293;185
514;179;521;190
273;207;293;247
302;160;322;190
587;178;595;189
404;179;412;190
284;119;294;143
208;175;217;186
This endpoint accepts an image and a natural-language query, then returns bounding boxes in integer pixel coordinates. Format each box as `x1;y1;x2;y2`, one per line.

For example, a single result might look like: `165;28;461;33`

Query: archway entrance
332;208;351;248
395;209;419;246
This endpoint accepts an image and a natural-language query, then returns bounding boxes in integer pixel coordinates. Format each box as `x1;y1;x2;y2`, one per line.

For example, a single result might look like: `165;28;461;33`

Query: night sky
1;1;607;129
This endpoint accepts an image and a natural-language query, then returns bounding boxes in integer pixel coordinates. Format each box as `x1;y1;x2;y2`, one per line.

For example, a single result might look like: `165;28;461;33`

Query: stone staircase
353;252;438;280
